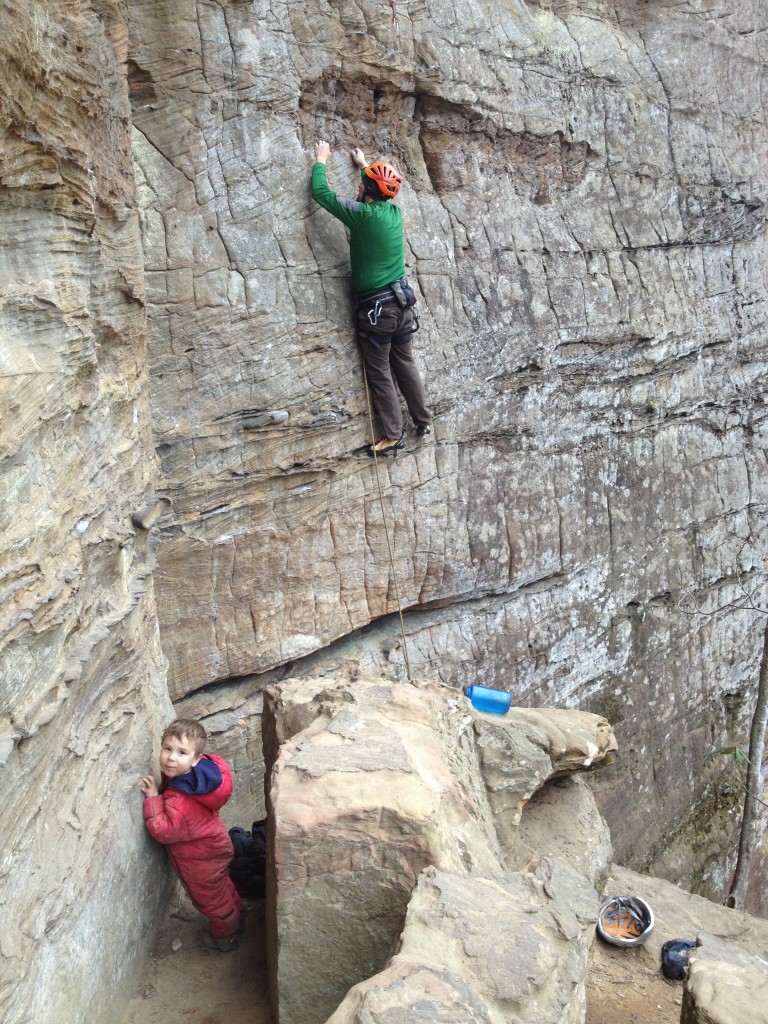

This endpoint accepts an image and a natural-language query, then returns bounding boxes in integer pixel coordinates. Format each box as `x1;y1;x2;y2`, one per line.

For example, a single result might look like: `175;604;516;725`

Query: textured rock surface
514;774;613;889
605;862;768;960
327;861;598;1024
3;0;768;1021
0;3;172;1022
683;934;768;1024
472;705;617;860
262;676;614;1024
128;0;768;901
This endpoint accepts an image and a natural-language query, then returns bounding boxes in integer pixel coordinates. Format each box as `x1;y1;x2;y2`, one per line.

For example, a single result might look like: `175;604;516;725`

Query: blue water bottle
463;684;511;715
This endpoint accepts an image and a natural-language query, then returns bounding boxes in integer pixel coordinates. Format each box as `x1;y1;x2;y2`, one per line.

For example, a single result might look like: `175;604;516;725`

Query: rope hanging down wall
362;360;412;683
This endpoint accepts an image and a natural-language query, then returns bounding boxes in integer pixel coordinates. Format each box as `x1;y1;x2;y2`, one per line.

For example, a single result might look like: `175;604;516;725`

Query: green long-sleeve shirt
311;162;406;295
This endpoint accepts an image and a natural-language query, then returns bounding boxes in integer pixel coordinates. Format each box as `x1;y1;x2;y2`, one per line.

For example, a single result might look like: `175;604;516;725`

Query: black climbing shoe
415;424;431;437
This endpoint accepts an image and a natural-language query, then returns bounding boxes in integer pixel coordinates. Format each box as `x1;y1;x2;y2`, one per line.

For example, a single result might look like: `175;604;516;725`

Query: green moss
640;771;742;901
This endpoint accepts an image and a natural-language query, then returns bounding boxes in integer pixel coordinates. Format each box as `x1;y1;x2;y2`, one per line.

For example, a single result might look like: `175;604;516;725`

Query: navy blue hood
165;754;223;795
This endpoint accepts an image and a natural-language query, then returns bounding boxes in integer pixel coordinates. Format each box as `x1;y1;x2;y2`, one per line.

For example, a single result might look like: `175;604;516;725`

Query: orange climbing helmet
363;161;402;199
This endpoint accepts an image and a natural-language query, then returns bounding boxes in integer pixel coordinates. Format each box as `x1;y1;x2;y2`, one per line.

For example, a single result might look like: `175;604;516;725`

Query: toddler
141;718;244;951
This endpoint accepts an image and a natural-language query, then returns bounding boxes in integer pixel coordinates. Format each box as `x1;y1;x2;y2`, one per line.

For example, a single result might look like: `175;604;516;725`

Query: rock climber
311;139;432;455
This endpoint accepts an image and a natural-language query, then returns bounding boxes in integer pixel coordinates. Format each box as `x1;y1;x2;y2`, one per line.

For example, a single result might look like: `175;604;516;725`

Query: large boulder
262;676;616;1024
328;861;598;1024
683;933;768;1024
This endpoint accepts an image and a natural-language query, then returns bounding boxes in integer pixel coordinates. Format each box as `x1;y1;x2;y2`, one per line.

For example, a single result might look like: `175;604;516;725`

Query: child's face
159;734;202;779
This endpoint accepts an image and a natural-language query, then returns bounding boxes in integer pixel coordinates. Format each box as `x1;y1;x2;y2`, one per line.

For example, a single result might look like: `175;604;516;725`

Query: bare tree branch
726;616;768;909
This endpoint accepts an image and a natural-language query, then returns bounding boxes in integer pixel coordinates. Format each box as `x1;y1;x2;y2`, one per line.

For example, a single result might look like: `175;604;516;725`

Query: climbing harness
361;358;412;683
358;279;420;334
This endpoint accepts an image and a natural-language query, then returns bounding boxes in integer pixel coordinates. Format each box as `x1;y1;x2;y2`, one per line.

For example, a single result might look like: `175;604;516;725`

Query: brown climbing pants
355;301;432;440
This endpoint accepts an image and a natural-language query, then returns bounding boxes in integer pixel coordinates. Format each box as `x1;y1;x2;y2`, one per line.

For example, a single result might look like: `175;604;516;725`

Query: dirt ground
586;936;684;1024
119;889;274;1024
120;890;684;1024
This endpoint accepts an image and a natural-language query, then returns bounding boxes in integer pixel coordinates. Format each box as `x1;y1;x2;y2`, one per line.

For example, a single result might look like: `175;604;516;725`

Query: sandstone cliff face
2;0;768;1021
129;0;768;887
0;4;172;1022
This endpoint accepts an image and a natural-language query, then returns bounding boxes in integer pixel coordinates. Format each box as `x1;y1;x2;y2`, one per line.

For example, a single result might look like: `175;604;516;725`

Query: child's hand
141;775;159;798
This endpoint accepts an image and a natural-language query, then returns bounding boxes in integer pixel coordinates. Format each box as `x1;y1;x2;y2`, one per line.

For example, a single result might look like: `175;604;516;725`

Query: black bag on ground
661;938;696;980
228;818;267;899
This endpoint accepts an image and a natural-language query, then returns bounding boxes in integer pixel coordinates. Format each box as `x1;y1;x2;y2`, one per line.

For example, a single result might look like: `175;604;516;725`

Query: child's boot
208;932;240;952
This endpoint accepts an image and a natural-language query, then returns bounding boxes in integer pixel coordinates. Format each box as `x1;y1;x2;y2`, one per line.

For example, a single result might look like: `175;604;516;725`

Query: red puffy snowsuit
143;753;243;938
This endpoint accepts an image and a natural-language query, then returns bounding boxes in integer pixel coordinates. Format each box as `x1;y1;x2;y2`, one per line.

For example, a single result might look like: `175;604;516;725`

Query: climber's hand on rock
351;147;367;168
141;775;159;798
314;140;331;164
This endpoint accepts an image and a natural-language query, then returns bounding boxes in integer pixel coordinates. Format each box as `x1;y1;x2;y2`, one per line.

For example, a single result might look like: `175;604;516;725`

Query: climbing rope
361;359;413;683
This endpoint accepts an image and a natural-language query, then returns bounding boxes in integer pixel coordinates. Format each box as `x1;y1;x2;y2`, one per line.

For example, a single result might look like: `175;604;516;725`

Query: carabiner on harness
367;299;382;327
